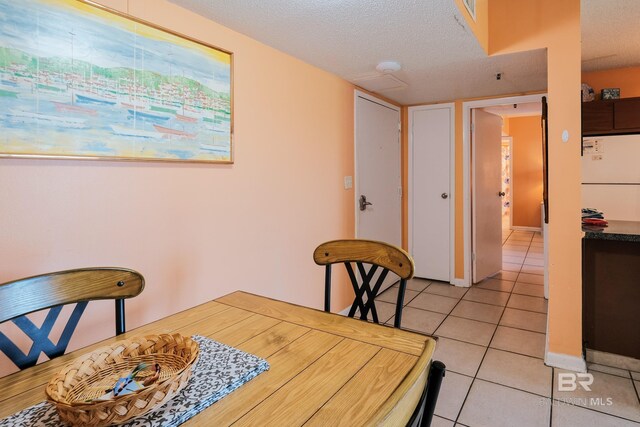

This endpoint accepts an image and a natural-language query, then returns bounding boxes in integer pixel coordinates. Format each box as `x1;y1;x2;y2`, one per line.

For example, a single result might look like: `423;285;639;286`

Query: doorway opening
463;94;548;288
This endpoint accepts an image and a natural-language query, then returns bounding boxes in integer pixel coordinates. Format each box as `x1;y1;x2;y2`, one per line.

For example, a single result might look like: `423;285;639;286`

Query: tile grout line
433;335;548;361
632;375;640;407
422;282;470;335
459;295;547;313
555;404;640;425
466;376;552;400
589;367;635;379
445;314;545;333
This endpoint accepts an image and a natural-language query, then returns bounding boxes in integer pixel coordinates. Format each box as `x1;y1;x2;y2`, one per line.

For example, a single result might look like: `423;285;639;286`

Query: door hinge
398;122;402;131
471;122;475;133
398;186;403;197
472;253;476;261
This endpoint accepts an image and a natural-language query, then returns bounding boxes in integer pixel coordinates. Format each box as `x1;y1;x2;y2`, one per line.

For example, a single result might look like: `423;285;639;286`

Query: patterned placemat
0;335;269;426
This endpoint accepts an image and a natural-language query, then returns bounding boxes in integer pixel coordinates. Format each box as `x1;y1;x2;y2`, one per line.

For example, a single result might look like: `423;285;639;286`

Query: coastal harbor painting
0;0;233;163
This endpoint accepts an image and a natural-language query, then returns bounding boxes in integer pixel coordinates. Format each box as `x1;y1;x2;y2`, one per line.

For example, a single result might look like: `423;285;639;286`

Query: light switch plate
344;176;353;190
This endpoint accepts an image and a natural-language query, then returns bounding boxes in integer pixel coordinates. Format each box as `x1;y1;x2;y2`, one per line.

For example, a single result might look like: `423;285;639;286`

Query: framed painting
0;0;233;163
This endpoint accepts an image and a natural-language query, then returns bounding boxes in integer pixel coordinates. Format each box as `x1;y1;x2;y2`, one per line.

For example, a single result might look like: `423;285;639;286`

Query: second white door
472;109;503;283
410;105;454;282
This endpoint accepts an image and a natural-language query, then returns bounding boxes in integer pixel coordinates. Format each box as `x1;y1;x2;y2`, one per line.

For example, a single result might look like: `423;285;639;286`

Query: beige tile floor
376;228;640;426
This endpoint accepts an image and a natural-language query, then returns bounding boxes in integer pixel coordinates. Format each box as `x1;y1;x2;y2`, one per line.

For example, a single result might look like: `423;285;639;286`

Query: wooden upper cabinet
582;97;640;136
614;98;640;130
582;101;614;134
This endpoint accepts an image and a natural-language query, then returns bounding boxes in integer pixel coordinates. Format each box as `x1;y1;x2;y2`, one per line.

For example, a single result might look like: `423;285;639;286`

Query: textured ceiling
581;0;640;72
168;0;547;105
168;1;639;105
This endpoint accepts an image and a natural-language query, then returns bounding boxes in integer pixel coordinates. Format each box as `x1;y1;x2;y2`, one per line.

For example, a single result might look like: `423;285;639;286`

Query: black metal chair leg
324;265;332;312
421;361;446;427
115;299;125;336
395;278;407;328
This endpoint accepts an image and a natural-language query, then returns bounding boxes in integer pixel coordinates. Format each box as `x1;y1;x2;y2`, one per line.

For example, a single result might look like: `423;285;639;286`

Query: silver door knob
441;193;448;199
498;191;506;197
359;195;373;211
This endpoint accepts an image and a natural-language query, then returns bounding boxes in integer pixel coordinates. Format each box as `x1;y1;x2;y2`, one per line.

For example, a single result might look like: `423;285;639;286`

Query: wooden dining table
0;291;436;426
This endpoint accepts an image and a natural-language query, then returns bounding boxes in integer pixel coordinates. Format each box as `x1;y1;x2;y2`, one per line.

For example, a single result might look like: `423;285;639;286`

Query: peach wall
582;66;640;99
0;0;355;376
489;0;583;359
509;116;543;229
502;117;510;136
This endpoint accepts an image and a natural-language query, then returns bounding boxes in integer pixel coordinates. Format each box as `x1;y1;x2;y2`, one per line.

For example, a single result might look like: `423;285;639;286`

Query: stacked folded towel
582;208;608;228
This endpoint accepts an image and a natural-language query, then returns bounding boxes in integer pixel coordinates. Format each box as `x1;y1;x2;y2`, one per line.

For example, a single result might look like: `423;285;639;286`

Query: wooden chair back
314;239;414;328
0;267;144;370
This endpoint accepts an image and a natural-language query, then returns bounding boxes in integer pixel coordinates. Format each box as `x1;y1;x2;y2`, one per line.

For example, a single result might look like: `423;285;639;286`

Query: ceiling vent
463;0;476;21
351;74;408;93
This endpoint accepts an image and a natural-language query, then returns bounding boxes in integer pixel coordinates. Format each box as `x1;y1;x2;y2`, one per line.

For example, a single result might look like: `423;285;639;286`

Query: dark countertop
583;220;640;242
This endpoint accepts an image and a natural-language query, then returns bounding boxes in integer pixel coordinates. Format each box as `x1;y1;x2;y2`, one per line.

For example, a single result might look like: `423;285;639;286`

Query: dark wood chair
314;239;446;427
0;267;144;370
313;239;414;328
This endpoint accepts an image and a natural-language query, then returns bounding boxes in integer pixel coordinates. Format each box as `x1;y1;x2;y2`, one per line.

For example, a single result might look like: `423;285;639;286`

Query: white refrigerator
582;135;640;221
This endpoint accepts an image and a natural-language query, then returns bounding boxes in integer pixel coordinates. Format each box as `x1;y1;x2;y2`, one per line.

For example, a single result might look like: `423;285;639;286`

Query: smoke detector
376;61;402;74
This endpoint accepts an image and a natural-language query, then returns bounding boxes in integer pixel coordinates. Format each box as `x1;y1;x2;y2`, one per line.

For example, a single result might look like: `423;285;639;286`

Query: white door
410;105;453;281
355;92;401;289
472;109;503;283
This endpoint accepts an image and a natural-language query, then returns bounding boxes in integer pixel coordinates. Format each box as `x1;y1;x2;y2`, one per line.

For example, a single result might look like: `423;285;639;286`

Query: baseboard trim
586;349;640;371
511;226;543;232
545;351;587;372
450;278;469;287
542;308;585;374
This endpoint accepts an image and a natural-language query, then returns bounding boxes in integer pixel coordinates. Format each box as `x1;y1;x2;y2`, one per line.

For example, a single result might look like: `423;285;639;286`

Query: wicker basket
45;333;199;426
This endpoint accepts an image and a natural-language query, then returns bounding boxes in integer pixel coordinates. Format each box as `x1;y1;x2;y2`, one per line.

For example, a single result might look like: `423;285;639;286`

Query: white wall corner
545;351;587;373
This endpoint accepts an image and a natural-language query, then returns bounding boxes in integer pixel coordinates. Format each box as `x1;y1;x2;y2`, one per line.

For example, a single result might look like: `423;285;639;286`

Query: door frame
354;90;402;241
408;103;457;285
462;94;547;286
